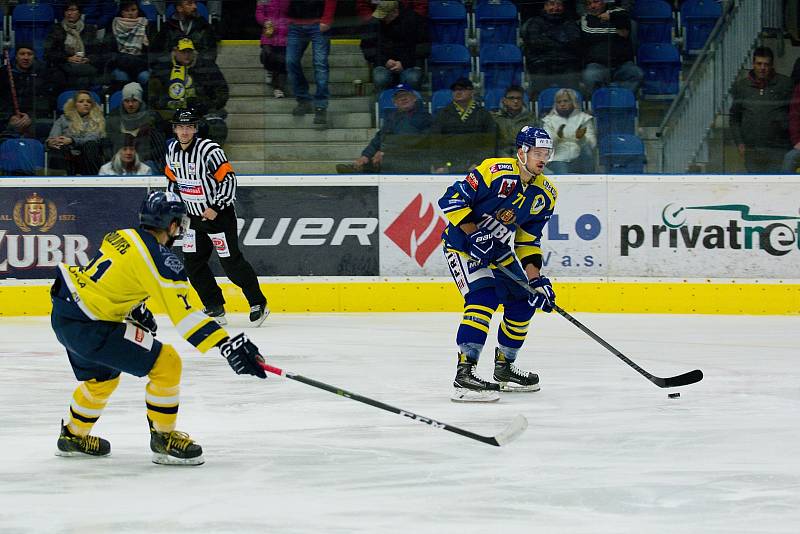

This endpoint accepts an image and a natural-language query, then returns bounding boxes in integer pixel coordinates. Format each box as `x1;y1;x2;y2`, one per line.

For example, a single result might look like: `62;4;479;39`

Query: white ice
0;312;798;534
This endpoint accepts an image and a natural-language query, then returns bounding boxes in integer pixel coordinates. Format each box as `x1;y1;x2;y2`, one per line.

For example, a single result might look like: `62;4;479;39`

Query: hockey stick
258;361;528;447
493;264;704;389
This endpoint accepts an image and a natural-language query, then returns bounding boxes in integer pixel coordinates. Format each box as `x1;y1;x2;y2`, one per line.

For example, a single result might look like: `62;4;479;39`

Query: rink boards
1;175;798;315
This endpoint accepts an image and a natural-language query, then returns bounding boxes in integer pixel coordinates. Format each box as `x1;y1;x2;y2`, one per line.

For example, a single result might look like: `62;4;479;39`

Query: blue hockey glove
467;228;512;265
219;333;267;379
528;276;555;313
127;302;157;335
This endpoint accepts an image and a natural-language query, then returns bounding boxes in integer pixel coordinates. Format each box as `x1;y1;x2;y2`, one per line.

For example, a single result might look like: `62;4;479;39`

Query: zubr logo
621;203;800;257
385;194;446;267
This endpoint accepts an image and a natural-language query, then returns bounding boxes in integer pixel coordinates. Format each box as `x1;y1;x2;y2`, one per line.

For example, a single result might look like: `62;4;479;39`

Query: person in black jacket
359;1;428;92
520;0;582;98
579;0;642;94
0;44;61;141
150;0;219;67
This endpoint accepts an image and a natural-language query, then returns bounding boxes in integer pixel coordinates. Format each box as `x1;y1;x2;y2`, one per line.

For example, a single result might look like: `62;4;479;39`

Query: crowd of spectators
0;0;797;176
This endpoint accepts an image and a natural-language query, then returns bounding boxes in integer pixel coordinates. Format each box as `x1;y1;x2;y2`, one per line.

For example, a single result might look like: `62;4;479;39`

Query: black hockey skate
249;301;270;327
56;420;110;457
202;305;226;326
493;348;540;392
451;354;500;403
148;418;204;466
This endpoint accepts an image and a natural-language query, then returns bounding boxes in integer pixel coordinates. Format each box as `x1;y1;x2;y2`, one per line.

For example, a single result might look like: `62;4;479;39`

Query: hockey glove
219;333;267;379
528;276;556;313
467;228;512;265
126;302;157;335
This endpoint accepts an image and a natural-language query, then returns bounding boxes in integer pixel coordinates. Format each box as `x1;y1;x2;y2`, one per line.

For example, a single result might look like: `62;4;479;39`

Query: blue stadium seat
138;1;161;28
428;44;472;92
535;86;583;117
429;0;468;44
638;43;681;96
165;1;210;22
591;86;637;136
107;90;124;113
482;87;529;112
680;0;722;55
478;43;523;93
474;0;519;46
631;0;675;44
56;90;102;114
430;89;453;115
598;133;646;174
0;138;45;175
11;3;54;60
374;88;425;126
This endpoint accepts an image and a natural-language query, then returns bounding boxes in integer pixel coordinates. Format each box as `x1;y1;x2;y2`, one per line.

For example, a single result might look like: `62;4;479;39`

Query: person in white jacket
98;136;154;175
541;88;596;174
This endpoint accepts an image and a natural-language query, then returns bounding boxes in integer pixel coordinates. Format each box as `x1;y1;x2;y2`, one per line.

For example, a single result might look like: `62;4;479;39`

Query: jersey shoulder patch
133;229;188;282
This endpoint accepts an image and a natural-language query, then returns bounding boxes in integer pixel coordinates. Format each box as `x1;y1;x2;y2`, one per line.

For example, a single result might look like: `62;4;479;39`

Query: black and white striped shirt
165;137;237;217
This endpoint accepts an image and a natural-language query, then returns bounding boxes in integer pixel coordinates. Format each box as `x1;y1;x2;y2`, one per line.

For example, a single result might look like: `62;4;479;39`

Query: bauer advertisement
379;181;610;277
0;187;142;279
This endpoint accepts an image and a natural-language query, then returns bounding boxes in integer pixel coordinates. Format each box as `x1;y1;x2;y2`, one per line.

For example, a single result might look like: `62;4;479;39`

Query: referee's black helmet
171;107;201;125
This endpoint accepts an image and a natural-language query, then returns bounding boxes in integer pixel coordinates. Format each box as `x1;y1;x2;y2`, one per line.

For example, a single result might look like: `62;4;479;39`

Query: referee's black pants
183;207;266;310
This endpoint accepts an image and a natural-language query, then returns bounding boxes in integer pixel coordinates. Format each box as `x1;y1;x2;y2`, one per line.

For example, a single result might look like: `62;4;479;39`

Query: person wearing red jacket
286;0;337;128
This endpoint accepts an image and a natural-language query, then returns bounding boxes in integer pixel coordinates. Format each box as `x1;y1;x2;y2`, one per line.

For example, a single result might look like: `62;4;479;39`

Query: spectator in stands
105;1;152;92
287;0;337;128
47;1;119;30
337;83;432;173
521;0;582;99
430;77;497;173
579;0;642;95
44;1;109;93
151;0;219;66
730;46;793;174
106;82;168;173
150;38;230;144
541;87;596;173
45;90;110;175
493;85;538;157
359;1;428;93
98;134;154;175
256;0;290;98
0;44;60;141
784;59;800;173
356;0;427;22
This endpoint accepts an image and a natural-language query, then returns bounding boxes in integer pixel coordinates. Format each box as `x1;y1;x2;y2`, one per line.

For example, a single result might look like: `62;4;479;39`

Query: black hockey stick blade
493;263;704;389
259;362;528;447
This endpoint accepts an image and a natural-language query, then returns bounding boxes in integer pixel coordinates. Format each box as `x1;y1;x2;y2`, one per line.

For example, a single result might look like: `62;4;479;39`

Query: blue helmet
139;191;187;231
515;126;553;152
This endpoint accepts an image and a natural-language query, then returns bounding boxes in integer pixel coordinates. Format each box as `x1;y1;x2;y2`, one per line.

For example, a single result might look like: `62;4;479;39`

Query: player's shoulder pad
532;173;558;203
132;228;188;282
480;158;518;180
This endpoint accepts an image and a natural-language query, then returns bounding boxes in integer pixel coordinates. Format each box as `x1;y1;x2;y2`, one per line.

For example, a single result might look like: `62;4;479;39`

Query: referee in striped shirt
165;108;268;326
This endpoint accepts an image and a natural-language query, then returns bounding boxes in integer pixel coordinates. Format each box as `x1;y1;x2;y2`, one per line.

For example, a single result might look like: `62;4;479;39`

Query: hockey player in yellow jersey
50;191;267;465
438;126;558;402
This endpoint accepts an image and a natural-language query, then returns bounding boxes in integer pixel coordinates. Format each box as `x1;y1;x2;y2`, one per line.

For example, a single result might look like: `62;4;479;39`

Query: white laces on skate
509;363;529;378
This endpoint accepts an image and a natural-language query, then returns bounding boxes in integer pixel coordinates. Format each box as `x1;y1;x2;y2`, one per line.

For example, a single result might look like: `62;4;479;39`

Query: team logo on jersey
171;161;182;169
530;194;546;215
465;171;480;190
179;184;203;195
12;192;57;232
163;253;184;275
188;163;196;174
495;208;516;225
490;163;514;173
498;178;516;198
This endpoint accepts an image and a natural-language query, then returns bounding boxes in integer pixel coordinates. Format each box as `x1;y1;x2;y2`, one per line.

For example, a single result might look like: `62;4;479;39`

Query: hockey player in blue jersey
50;191;267;464
439;126;558;402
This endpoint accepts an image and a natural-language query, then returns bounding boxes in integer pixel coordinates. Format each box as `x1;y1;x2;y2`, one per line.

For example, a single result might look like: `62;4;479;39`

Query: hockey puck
668;392;681;398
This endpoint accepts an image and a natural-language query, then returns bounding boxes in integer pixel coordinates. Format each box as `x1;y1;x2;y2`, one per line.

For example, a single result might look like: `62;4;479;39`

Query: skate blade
55;449;110;458
498;381;541;392
249;308;270;327
450;388;500;403
152;452;205;466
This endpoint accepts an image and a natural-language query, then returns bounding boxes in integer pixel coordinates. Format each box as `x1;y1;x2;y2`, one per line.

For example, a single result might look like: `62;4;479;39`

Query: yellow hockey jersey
56;228;226;353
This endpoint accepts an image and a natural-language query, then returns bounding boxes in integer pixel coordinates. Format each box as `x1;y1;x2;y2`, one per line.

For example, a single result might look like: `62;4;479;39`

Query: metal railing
659;0;765;173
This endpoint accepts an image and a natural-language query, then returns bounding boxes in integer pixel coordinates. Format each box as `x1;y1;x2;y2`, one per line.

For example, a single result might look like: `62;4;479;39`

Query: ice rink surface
0;311;798;534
